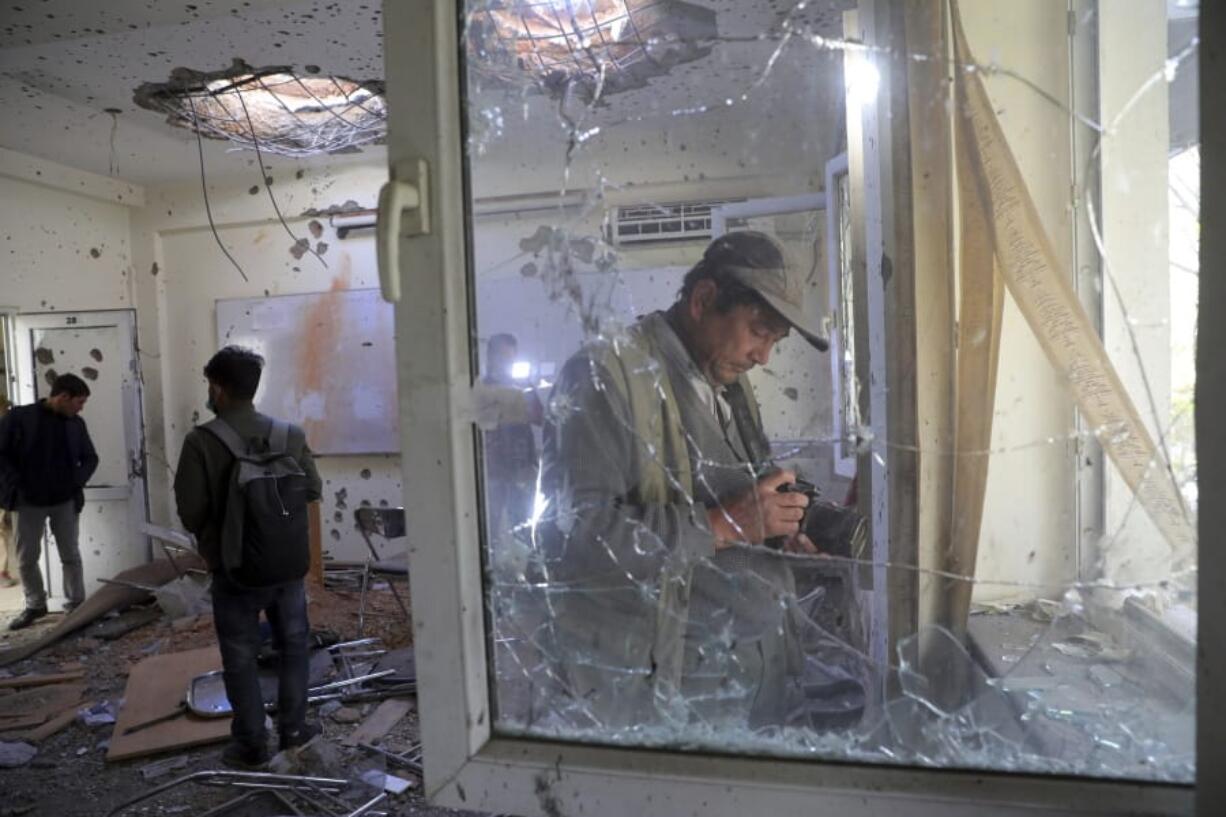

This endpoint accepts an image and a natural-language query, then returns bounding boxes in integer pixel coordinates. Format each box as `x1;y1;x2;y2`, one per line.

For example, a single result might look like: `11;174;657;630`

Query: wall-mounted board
216;288;398;455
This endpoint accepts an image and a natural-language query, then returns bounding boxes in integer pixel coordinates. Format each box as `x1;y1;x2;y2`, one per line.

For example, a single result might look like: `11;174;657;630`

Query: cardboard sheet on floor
107;645;231;762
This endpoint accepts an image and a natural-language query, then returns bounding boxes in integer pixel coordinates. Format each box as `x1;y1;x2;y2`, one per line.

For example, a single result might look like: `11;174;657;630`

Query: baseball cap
710;232;830;352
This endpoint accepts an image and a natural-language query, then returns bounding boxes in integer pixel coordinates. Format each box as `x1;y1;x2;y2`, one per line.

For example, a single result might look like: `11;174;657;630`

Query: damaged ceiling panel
134;61;386;157
0;0;849;185
0;0;386;184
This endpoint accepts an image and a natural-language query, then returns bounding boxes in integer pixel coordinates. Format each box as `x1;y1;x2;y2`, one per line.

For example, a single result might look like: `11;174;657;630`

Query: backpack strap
268;420;289;455
200;417;248;459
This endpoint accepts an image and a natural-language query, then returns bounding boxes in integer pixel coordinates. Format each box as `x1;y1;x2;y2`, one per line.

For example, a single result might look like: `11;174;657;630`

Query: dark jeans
211;573;310;751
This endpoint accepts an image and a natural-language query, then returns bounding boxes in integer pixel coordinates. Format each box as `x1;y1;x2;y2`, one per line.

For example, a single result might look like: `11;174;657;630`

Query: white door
12;310;147;610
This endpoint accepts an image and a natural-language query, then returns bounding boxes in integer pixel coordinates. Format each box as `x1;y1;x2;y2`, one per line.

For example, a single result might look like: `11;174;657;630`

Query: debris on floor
0;740;36;767
0;565;465;816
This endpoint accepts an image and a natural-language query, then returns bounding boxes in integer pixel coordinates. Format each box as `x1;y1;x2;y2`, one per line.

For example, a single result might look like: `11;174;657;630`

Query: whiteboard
216;288;398;455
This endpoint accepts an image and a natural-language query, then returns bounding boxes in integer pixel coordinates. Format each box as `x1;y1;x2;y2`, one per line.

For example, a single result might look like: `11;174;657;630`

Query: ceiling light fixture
135;60;386;157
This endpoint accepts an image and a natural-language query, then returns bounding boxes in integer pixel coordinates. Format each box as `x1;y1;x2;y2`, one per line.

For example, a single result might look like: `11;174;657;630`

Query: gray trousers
16;501;83;610
0;510;15;577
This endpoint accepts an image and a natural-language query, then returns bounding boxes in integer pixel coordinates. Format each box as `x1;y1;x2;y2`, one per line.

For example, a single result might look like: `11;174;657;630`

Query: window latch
376;158;430;303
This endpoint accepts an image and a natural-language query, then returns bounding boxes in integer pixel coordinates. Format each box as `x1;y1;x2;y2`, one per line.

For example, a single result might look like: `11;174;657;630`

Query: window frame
381;1;1217;814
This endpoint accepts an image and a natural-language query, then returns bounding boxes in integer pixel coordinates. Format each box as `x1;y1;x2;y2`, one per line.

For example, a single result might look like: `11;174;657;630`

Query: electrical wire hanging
235;90;328;270
187;94;249;283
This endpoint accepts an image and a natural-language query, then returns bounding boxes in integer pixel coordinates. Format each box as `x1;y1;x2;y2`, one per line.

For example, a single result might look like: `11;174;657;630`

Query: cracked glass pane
461;0;1198;783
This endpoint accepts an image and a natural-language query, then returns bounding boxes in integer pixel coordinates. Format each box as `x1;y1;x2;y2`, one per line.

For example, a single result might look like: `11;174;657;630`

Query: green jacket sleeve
298;441;322;503
173;433;211;536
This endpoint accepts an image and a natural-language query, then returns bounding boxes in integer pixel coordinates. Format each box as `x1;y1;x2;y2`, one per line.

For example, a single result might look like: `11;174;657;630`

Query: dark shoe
278;722;321;751
7;607;48;631
220;741;270;770
61;601;80;614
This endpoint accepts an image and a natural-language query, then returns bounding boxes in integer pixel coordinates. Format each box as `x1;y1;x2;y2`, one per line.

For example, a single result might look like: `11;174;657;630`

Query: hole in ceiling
469;0;718;101
134;59;386;157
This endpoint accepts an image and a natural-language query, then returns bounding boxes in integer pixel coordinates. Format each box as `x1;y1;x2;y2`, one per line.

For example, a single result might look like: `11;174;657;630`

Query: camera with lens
768;478;866;558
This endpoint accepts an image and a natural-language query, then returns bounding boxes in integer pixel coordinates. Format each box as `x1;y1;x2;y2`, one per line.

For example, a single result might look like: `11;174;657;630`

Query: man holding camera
536;231;836;728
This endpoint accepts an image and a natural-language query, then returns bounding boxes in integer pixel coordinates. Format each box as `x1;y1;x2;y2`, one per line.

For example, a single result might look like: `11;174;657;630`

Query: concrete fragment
0;741;36;767
330;706;362;724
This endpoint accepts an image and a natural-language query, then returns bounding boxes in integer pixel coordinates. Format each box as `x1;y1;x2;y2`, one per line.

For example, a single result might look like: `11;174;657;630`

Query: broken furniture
97;573;211;619
358;740;422;774
185;638;401;719
352;507;411;637
102;770;389;817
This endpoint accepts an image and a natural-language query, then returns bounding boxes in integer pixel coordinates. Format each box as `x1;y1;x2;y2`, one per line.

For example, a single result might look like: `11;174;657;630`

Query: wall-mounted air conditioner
610;199;743;245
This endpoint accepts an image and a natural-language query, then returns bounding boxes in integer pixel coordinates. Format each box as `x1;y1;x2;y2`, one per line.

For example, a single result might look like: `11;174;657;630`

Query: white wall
0;148;145;605
956;2;1081;604
130;161;408;562
0;149;139;313
1096;1;1177;590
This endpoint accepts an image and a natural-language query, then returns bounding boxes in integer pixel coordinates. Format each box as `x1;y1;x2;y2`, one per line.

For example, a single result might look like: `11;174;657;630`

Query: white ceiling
0;0;386;186
0;0;849;187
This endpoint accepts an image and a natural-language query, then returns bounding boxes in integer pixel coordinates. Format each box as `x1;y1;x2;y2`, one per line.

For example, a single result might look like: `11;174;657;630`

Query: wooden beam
342;697;413;747
0;671;85;689
308;500;324;586
904;0;957;637
859;0;922;660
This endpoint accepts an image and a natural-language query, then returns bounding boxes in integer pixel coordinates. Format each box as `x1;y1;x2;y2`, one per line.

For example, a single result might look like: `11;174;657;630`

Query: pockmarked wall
130;160;407;563
0;147;139;314
0;147;145;599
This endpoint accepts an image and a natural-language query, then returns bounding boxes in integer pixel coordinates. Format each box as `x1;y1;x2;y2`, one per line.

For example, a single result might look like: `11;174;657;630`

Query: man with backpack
0;373;98;630
174;346;322;769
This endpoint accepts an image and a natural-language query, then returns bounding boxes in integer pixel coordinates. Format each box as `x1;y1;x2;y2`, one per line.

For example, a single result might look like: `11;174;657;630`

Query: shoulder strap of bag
201;417;248;460
268;420;289;455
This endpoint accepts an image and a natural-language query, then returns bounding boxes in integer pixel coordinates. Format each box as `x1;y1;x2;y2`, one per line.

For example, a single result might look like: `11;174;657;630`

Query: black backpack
202;417;310;588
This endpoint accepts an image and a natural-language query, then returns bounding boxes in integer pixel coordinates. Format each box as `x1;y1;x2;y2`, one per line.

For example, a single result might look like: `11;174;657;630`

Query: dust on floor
0;582;493;817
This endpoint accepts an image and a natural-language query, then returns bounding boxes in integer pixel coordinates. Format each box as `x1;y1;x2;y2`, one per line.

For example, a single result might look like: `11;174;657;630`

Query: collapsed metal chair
104;770;388;817
353;507;411;637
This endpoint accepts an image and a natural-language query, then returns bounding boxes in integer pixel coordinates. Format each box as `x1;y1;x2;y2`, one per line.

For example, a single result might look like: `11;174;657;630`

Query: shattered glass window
462;0;1198;783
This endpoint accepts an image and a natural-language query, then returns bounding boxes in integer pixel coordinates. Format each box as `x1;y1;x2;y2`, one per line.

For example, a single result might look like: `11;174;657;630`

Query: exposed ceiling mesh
468;0;718;100
135;63;386;157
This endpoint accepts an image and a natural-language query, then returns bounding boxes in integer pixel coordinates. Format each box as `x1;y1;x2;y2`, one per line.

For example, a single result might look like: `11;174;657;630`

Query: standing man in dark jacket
173;346;322;769
0;373;98;630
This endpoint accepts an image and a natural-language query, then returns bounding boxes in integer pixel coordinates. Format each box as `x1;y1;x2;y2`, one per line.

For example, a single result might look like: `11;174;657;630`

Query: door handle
376;159;431;303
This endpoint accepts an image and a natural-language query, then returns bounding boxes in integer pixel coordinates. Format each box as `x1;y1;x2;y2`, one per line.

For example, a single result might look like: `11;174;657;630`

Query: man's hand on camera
708;469;809;549
782;532;819;555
